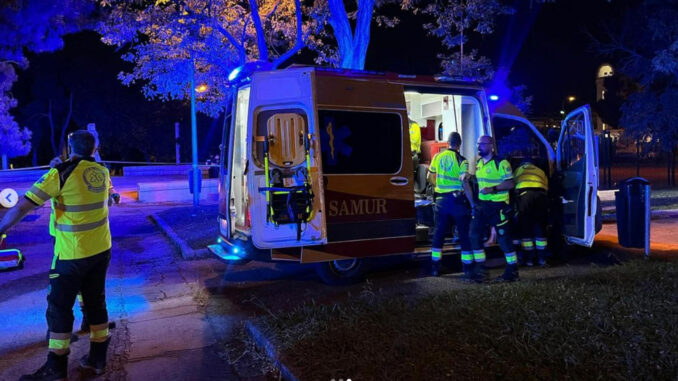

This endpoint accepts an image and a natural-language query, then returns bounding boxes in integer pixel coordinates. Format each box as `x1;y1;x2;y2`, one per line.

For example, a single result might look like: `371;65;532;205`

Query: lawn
257;260;678;380
155;204;218;250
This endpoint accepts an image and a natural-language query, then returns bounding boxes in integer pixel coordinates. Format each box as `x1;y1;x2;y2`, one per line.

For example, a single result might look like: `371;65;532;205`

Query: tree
0;62;31;169
593;0;678;185
96;0;306;116
0;0;94;167
422;0;514;82
306;0;402;69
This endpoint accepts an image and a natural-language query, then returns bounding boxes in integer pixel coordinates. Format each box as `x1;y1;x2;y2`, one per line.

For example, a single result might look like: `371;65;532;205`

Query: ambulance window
494;117;549;172
561;114;587;170
318;109;402;174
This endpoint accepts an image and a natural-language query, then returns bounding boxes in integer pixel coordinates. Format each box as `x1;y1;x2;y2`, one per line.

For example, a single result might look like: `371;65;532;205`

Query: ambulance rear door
248;68;328;249
556;105;598;247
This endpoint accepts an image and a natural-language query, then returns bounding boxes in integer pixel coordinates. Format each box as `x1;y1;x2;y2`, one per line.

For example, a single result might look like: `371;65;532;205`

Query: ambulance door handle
390;176;409;186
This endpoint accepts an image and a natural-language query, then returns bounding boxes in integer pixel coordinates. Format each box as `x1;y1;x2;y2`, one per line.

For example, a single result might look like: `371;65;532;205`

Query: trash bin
615;177;650;250
208;166;219;178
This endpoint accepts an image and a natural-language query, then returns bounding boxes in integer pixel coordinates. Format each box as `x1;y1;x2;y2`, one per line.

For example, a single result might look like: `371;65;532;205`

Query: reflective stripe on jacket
476;156;513;203
429;150;468;193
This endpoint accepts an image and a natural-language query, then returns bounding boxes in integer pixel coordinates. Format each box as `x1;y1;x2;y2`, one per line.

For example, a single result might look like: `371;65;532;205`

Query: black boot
19;352;67;381
461;263;474;282
430;260;442;277
525;250;535;267
495;264;519;282
471;262;488;283
79;337;110;375
537;251;547;267
80;315;89;333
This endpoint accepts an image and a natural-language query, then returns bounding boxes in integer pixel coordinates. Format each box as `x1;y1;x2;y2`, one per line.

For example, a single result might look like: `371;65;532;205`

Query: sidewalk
0;202;245;380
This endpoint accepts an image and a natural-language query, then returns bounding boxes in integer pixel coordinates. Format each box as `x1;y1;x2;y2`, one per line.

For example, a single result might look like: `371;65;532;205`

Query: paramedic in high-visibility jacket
0;130;114;380
427;132;474;277
468;135;519;282
514;160;549;266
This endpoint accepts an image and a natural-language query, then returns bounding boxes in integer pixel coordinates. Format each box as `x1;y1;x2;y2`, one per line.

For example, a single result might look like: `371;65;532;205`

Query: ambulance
209;65;600;284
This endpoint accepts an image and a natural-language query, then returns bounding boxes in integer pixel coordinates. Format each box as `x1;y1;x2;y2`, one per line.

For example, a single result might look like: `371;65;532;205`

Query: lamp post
189;68;209;207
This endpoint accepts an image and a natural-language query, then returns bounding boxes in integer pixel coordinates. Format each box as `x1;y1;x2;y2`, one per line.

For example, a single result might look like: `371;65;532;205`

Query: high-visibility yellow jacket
429;150;468;193
26;158;112;260
409;121;421;155
515;163;548;191
476;156;513;203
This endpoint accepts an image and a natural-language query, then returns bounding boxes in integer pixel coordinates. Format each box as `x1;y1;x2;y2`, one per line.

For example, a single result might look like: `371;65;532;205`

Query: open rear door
556;105;598;247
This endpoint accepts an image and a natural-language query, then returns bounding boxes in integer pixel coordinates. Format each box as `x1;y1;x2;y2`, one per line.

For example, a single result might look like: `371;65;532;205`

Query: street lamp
567;96;576;103
195;84;208;93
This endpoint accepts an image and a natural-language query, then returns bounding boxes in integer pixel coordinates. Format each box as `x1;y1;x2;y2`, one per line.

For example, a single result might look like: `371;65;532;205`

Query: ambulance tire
315;258;367;285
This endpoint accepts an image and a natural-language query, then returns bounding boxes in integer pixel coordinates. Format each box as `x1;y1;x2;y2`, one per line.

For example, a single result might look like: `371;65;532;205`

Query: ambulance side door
556;106;598;247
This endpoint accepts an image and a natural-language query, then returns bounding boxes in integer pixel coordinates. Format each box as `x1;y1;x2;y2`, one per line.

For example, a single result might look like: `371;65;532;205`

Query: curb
149;213;209;260
245;321;300;381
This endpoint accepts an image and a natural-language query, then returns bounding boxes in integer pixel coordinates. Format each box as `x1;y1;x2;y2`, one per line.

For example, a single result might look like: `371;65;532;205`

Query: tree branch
58;93;73;156
265;0;282;19
272;0;303;68
177;0;247;64
241;15;251;45
249;0;269;61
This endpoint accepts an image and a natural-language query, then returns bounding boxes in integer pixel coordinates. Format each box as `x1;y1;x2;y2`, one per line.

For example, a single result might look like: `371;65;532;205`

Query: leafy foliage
0;62;31;165
422;0;514;82
0;0;95;166
96;0;306;116
0;0;93;68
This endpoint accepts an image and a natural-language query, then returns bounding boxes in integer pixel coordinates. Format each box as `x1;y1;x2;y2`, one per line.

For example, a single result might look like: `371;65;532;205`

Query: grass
258;260;678;380
155;204;218;250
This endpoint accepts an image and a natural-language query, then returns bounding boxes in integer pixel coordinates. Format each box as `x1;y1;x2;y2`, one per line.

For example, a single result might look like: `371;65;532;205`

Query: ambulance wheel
315;258;366;285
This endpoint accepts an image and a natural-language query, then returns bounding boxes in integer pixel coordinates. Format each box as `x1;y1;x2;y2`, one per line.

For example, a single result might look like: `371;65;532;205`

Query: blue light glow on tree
97;0;307;116
0;62;31;169
0;0;92;168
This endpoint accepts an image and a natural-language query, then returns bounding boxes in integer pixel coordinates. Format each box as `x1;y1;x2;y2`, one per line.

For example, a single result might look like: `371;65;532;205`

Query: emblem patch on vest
83;167;106;193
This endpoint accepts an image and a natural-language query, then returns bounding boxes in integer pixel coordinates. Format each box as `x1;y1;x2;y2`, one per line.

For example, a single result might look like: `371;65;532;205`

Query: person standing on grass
427;132;474;277
468;135;519;283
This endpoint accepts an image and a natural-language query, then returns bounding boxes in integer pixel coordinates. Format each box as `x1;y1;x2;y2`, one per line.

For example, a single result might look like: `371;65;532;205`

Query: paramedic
468;135;519;282
409;119;421;167
0;130;114;380
514;159;549;266
427;132;473;277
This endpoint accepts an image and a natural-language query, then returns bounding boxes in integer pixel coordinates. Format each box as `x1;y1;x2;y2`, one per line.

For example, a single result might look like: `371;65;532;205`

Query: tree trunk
1;154;7;170
48;100;57;157
57;93;74;157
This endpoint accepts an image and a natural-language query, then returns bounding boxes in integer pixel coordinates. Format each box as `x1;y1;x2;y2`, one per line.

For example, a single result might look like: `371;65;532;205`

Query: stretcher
0;234;24;271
